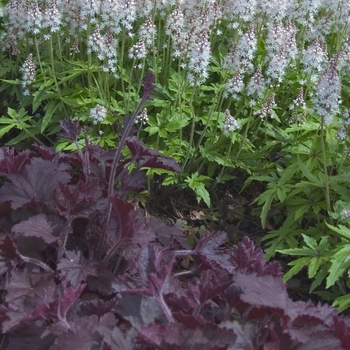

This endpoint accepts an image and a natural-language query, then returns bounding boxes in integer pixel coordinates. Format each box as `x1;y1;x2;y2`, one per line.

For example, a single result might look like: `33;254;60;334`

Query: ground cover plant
2;0;350;328
1;111;350;348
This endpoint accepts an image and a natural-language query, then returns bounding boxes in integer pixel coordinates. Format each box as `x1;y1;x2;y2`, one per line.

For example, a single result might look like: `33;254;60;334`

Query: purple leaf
142;71;155;102
12;214;58;244
55;178;105;220
0;158;71;210
187;269;233;304
6;324;56;350
60;117;80;142
125;136;182;172
333;316;350;350
0;235;23;275
109;196;156;247
5;269;56;306
148;216;189;248
120;169;146;192
233;236;283;277
50;316;103;350
0;147;33;175
233;273;290;315
32;144;57;161
58;281;86;327
137;323;237;349
195;231;235;273
57;251;99;287
117;294;164;328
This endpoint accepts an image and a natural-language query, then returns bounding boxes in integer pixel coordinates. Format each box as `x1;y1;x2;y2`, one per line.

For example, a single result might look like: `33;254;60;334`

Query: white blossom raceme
90;104;107;124
20;53;36;96
313;59;341;124
222;109;241;136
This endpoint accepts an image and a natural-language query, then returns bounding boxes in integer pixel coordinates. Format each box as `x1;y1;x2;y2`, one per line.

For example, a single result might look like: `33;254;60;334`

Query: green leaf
277;247;317;256
256;187;276;228
0;78;21;85
278;162;298;186
294;205;311;221
185;172;211;207
326;247;350;288
297;156;322;186
41;100;61;133
326;223;350;240
302;234;317;250
308;256;323;278
310;266;328;293
333;294;350;312
276;186;289;202
282;257;310;282
0;124;15;138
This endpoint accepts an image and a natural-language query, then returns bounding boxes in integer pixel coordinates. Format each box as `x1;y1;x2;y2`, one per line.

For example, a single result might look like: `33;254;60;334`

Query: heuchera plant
0;73;350;349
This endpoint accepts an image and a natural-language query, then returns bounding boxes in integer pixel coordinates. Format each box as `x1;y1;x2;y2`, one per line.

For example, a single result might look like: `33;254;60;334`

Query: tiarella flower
90;104;107;124
309;12;333;43
222;0;257;23
226;25;256;74
302;37;328;74
294;0;322;26
42;0;62;33
129;37;147;60
313;56;341;125
247;65;266;99
254;94;277;119
26;1;43;35
135;108;148;125
19;53;36;96
265;49;288;84
256;0;292;21
226;71;244;100
187;29;211;85
335;109;350;142
341;209;350;220
265;21;285;56
139;14;157;49
290;88;306;124
222;109;240;136
87;26;118;76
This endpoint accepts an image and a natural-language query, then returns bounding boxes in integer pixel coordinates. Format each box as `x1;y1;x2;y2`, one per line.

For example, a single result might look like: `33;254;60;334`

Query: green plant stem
213;133;234;189
22;128;45;146
235;108;253;160
119;27;126;97
34;36;45;80
183;77;198;170
320;117;331;213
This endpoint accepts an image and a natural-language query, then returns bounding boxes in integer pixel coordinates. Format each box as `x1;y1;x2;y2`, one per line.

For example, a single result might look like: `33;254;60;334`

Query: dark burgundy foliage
0;128;350;349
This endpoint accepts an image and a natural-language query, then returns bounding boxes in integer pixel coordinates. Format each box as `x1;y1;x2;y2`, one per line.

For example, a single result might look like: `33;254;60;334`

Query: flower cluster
222;25;257;75
247;65;266;102
19;54;36;96
225;71;244;100
135;108;148;125
222;109;241;136
290;88;306;125
254;94;277;119
313;57;341;124
187;30;211;85
90;104;107;124
87;26;118;75
302;37;328;81
335;109;350;142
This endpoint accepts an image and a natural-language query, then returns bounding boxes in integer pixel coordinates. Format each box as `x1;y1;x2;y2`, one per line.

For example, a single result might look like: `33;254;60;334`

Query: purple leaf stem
98;72;155;259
